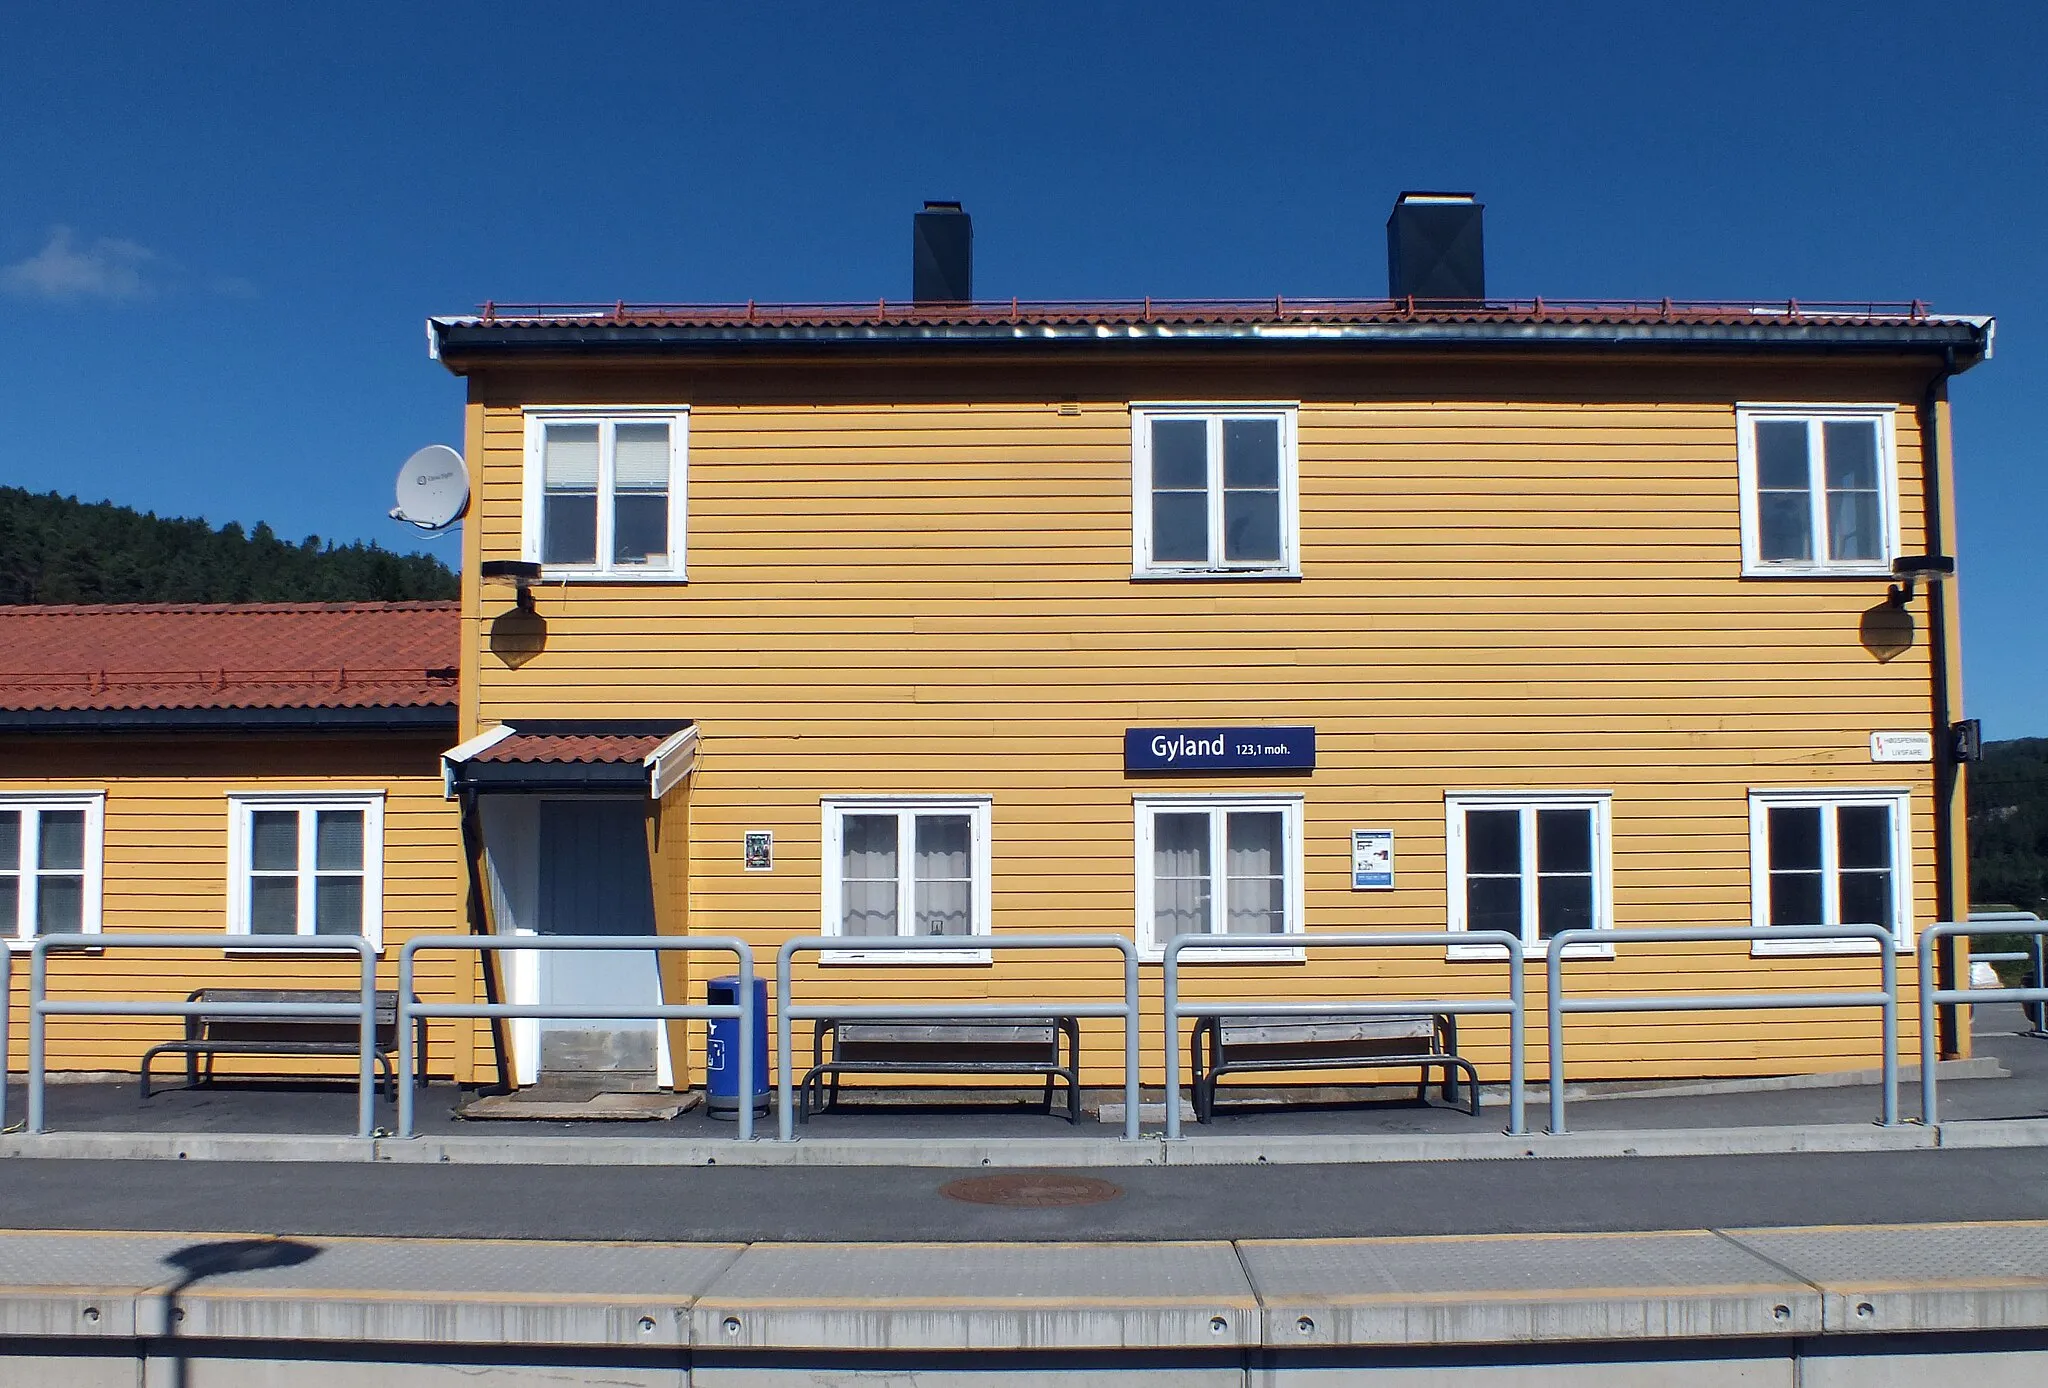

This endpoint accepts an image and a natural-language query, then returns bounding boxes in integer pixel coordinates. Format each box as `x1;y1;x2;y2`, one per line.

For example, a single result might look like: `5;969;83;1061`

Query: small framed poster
1351;829;1394;890
743;831;774;871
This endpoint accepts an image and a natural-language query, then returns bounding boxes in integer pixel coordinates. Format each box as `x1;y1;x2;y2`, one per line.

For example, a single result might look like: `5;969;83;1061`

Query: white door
535;800;663;1083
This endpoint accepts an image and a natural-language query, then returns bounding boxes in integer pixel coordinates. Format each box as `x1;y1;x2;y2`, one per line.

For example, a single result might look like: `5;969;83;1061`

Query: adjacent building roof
431;297;1994;368
0;602;460;731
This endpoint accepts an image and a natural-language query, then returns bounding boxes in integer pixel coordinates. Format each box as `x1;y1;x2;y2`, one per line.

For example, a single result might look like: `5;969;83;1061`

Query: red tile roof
471;731;669;765
0;602;459;713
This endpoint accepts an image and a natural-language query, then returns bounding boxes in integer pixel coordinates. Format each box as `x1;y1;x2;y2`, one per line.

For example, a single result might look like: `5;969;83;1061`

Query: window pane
1536;873;1592;939
612;493;668;565
1769;871;1824;927
0;810;18;867
1768;806;1823;871
913;815;973;936
840;815;898;936
1464;810;1520;875
1758;491;1812;562
542;424;600;487
1225;875;1285;934
1822;421;1879;491
36;875;82;934
1826;488;1881;563
38;810;85;871
1836;805;1892;870
1224;811;1285;934
542;493;598;566
1838;870;1893;930
1755;421;1811;490
315;810;363;871
0;878;15;936
1535;809;1592;874
315;877;363;935
1467;876;1520;935
1151;491;1208;563
612;423;670;489
1222;419;1279;488
1222;489;1281;563
250;811;300;872
249;877;297;934
1150;419;1209;489
1153;811;1212;937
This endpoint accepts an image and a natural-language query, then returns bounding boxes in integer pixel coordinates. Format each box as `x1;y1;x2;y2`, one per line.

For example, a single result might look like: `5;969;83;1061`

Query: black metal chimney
1386;192;1484;306
912;201;973;304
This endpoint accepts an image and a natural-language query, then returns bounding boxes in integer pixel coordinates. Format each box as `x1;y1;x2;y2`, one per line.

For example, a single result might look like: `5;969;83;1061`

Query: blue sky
3;3;2043;734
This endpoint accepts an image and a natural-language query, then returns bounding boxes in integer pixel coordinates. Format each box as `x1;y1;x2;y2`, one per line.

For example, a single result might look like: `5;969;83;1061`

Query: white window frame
1747;787;1913;956
0;792;105;948
1134;792;1305;961
521;405;690;581
820;796;993;964
1735;403;1900;577
226;792;386;949
1130;402;1300;579
1445;791;1614;960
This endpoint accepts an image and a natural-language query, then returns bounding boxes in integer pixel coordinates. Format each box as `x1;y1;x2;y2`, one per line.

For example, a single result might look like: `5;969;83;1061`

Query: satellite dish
391;445;469;530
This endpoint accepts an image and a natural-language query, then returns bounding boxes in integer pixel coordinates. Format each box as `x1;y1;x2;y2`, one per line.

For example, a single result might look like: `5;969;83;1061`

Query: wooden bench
1188;1012;1478;1122
799;1016;1083;1124
138;989;426;1101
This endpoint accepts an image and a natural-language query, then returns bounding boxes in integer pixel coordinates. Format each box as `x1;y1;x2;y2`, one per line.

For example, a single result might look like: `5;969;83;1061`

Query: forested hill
0;487;458;604
1969;738;2048;915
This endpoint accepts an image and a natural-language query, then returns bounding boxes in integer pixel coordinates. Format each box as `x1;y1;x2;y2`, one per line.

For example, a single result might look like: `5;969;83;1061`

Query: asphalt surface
0;1146;2044;1244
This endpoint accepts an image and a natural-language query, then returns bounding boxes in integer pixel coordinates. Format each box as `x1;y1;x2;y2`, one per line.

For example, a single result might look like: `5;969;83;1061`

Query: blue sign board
1124;726;1316;773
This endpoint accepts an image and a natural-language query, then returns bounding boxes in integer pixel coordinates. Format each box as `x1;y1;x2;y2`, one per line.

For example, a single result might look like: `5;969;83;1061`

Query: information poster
1351;829;1394;890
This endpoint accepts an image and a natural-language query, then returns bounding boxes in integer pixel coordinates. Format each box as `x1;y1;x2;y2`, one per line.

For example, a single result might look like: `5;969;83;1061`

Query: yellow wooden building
0;602;478;1081
428;194;1992;1096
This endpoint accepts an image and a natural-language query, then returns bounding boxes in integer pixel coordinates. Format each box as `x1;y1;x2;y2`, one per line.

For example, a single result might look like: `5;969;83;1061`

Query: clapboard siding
464;355;1951;1084
1;735;478;1080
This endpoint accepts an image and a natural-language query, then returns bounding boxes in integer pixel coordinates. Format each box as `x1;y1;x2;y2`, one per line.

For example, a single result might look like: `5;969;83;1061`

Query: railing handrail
1161;930;1527;1139
774;933;1142;1142
1918;918;2048;1125
27;932;378;1138
1546;924;1899;1134
395;934;756;1140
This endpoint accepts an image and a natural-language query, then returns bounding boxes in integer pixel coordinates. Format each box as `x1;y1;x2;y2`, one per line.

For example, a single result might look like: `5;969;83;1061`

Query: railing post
356;938;377;1140
1162;938;1183;1141
1879;933;1898;1127
27;939;48;1135
776;939;797;1142
1505;936;1526;1137
1919;925;1943;1126
1546;932;1571;1134
0;943;10;1137
1121;938;1141;1142
2031;932;2048;1035
735;942;755;1143
397;941;420;1139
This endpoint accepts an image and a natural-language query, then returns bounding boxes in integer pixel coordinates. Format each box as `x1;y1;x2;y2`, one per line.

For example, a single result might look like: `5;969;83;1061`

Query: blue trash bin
705;974;771;1118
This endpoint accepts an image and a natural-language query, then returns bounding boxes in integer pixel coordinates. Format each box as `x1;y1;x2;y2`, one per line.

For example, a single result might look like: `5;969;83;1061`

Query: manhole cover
940;1173;1123;1207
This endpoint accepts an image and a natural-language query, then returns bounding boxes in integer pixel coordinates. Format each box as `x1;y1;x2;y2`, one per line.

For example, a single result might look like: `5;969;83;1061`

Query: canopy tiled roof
471;731;670;764
0;602;459;713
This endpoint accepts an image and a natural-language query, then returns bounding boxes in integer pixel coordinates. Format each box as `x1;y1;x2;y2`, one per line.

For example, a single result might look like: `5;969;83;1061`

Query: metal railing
1919;916;2048;1126
28;934;380;1137
1;944;11;1135
776;934;1142;1142
396;935;757;1140
1961;911;2048;1036
1162;931;1528;1139
1546;925;1900;1133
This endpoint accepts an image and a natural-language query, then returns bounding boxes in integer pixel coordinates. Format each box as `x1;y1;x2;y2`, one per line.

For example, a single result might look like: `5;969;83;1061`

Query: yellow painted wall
2;734;477;1080
461;354;1956;1085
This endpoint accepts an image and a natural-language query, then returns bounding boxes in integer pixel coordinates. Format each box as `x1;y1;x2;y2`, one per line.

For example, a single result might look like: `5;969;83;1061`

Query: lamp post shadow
158;1237;322;1388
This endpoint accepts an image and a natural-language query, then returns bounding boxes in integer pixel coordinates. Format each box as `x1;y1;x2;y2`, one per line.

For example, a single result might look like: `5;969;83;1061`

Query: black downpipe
1922;347;1962;1057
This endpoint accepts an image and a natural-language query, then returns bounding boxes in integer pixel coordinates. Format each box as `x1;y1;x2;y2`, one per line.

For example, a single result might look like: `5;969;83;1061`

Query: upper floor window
523;408;688;579
1737;405;1898;576
227;793;385;947
1131;405;1299;578
1;793;104;944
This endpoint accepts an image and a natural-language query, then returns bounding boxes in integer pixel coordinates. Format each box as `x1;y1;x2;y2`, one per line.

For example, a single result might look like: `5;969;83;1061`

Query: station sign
1124;726;1316;773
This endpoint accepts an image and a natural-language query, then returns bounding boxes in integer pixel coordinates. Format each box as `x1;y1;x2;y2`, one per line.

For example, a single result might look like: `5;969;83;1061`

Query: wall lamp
1888;554;1955;608
479;560;542;612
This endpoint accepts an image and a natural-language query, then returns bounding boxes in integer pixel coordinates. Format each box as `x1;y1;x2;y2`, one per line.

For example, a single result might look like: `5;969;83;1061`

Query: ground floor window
227;793;385;945
821;797;992;957
0;793;104;942
1135;794;1303;956
1748;788;1911;954
1446;791;1612;956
